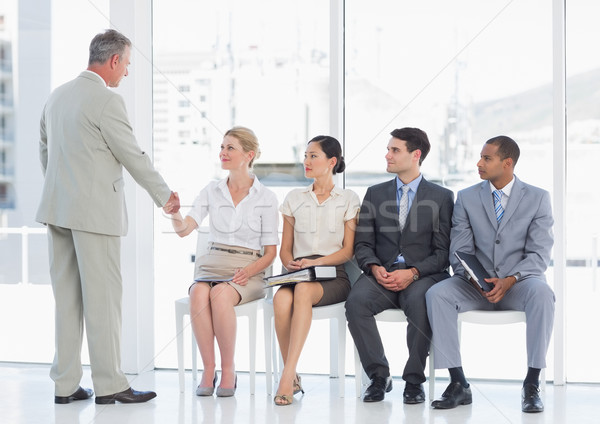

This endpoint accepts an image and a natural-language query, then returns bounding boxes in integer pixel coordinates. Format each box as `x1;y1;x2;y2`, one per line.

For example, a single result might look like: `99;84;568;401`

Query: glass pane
153;0;329;369
0;0;107;363
565;0;600;383
346;0;553;381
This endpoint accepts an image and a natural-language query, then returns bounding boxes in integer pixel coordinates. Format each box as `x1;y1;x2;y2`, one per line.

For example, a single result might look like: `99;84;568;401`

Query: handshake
163;191;181;214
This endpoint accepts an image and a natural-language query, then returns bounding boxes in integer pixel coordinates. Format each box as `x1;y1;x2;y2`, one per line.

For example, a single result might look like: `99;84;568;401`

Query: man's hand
387;269;415;291
484;276;517;303
370;265;410;292
467;276;487;297
163;191;180;214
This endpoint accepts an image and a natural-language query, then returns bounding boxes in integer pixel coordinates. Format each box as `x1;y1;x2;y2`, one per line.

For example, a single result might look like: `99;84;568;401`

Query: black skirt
291;255;351;307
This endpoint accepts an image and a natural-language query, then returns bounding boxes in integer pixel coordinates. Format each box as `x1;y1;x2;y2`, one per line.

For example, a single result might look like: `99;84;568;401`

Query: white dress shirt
187;176;280;250
280;184;361;259
394;174;423;263
490;176;515;210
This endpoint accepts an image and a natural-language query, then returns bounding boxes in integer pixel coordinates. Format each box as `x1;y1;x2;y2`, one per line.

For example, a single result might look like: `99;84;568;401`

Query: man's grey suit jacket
36;72;171;236
354;177;454;277
449;176;554;280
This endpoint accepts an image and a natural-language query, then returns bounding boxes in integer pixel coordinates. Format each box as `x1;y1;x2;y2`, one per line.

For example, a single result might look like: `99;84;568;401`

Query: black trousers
345;268;449;385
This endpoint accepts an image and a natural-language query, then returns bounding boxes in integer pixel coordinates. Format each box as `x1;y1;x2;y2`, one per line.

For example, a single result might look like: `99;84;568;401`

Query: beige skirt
191;242;266;305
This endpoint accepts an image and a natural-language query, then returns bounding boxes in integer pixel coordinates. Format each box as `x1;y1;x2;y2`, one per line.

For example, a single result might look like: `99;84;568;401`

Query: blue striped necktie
493;189;504;223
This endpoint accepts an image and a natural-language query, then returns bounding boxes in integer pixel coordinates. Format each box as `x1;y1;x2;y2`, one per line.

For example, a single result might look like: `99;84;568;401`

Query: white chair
353;309;436;400
175;296;263;394
175;228;271;394
264;260;361;397
457;310;546;391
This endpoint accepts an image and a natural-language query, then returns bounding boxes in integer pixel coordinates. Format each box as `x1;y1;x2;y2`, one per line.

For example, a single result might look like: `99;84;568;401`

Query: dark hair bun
334;156;346;174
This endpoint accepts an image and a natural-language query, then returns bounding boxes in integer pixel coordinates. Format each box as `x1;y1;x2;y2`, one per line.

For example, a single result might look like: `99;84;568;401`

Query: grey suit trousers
47;224;130;396
426;275;555;370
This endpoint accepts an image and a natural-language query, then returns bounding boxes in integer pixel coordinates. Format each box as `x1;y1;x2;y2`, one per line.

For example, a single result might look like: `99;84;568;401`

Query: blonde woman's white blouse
187;176;279;250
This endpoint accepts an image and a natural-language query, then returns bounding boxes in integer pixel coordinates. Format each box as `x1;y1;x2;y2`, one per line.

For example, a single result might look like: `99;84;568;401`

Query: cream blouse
280;184;360;259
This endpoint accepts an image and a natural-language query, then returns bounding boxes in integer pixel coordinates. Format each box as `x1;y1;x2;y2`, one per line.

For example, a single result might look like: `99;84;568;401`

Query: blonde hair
224;126;261;168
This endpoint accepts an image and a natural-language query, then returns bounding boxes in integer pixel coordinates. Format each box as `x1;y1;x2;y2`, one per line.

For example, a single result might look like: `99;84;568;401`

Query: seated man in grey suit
426;135;555;413
346;127;454;403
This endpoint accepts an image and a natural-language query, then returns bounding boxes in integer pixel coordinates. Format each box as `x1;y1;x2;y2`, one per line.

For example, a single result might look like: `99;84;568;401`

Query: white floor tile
1;363;598;424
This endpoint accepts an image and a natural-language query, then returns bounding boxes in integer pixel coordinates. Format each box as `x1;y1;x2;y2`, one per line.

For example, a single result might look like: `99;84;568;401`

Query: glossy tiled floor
2;363;599;424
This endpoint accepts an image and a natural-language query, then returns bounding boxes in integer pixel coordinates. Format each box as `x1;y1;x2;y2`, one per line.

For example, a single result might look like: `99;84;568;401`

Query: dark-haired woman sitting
273;135;360;405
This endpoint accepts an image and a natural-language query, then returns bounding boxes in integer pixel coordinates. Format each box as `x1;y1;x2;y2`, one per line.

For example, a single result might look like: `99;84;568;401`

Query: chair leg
336;316;346;397
354;346;363;398
270;311;281;386
248;313;257;395
192;330;198;385
267;307;281;386
176;307;186;393
541;368;546;392
429;348;435;400
264;310;273;395
277;349;284;384
329;319;339;378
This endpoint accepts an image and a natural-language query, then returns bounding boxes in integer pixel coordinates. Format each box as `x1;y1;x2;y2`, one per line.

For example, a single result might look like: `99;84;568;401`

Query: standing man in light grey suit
346;127;454;404
36;29;180;405
426;135;554;413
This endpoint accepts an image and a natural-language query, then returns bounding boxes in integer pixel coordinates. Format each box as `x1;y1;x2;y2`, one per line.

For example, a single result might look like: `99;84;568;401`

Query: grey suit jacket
36;72;171;236
354;177;454;277
450;176;554;281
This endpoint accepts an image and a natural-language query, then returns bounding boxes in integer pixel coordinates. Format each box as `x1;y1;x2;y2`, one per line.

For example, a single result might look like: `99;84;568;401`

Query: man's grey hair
88;29;131;66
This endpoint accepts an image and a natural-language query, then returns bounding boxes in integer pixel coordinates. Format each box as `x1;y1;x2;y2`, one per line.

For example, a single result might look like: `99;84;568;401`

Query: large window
153;0;330;370
1;1;595;385
565;0;600;383
345;0;554;380
0;0;109;363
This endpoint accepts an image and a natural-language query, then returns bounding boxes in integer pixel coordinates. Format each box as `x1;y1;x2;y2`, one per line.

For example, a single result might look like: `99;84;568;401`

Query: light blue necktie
493;189;504;223
399;185;410;231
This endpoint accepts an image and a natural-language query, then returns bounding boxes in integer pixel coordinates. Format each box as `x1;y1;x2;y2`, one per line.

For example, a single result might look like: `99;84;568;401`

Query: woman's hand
232;267;250;286
296;258;318;269
285;260;303;271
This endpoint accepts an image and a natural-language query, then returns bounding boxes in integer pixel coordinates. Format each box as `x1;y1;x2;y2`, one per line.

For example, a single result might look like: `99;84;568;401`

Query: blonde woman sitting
169;127;278;397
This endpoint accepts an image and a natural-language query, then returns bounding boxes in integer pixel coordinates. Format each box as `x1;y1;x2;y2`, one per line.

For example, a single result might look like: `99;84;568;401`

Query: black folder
264;266;336;288
454;251;494;292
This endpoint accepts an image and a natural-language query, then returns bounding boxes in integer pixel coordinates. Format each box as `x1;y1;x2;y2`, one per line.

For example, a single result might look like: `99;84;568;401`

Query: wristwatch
410;267;420;281
512;272;521;283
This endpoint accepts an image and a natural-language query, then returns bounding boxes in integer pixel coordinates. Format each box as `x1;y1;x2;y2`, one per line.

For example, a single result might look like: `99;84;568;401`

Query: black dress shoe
95;387;157;405
522;383;544;413
55;386;94;404
363;376;392;402
431;382;472;409
403;382;425;404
